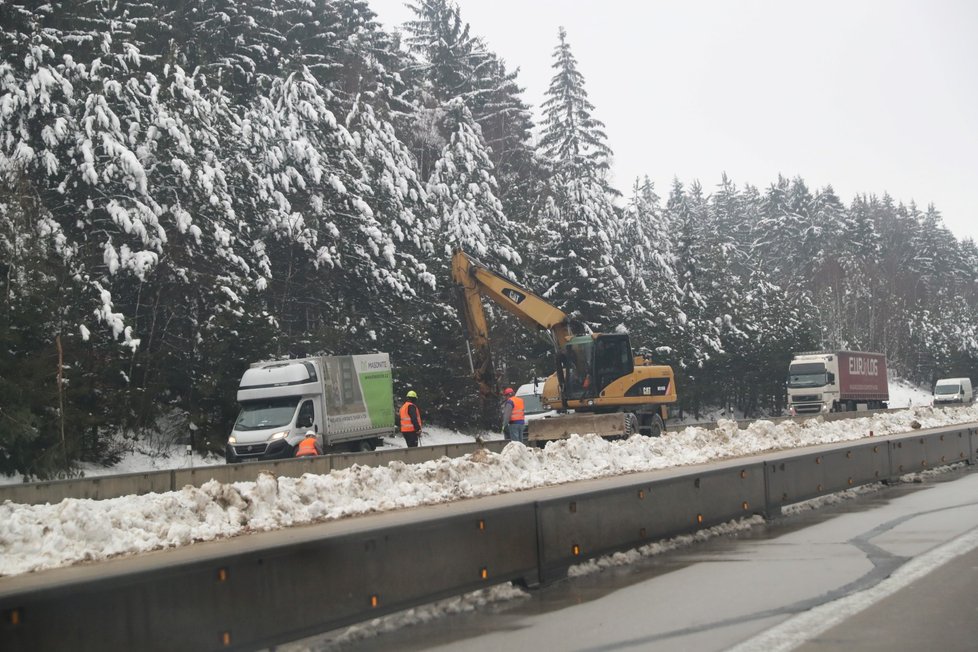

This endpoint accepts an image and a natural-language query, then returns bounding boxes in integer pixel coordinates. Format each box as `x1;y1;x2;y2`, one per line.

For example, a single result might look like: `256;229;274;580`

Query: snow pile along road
1;406;975;577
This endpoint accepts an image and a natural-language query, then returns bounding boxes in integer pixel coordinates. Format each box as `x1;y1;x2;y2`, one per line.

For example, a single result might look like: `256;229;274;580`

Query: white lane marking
726;525;978;652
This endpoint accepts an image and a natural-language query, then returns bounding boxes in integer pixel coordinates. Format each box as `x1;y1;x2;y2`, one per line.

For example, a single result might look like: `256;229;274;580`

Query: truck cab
226;360;325;463
787;353;840;415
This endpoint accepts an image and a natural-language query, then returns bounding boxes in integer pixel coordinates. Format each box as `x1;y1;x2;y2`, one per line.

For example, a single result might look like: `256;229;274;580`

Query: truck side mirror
827;372;835;382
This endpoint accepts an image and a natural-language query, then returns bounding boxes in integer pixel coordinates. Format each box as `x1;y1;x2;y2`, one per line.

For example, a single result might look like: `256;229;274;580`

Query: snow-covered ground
0;379;934;486
2;402;977;578
672;376;933;424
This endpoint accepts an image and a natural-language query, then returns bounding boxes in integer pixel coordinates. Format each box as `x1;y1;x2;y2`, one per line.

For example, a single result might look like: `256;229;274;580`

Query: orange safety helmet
503;387;515;396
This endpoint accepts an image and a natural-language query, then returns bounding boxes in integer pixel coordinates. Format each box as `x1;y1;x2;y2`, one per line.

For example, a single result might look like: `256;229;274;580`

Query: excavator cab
561;334;635;401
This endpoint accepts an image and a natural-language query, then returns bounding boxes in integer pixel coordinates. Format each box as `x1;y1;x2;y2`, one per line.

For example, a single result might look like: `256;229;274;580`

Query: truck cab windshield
234;397;301;431
788;363;828;388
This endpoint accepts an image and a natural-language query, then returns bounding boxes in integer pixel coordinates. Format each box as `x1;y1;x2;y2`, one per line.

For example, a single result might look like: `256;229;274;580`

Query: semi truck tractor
786;351;888;415
225;354;395;463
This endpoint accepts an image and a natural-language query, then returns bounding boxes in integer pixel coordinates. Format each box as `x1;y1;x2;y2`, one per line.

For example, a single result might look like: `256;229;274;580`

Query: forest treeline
2;0;976;478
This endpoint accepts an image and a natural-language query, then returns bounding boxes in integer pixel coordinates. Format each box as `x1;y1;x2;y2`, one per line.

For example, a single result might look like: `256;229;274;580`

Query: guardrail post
762;461;782;518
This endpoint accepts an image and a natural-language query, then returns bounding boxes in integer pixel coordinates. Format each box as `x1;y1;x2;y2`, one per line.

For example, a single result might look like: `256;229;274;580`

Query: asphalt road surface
286;465;978;652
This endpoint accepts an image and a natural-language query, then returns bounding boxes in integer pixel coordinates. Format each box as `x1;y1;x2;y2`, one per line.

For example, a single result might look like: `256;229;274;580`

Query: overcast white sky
369;0;978;241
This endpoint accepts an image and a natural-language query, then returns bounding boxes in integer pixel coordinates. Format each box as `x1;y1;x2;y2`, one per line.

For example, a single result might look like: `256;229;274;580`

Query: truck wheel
357;439;376;452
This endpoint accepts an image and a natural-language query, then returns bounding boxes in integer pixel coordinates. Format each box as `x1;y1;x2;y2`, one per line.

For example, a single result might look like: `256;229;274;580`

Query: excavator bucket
527;413;630;442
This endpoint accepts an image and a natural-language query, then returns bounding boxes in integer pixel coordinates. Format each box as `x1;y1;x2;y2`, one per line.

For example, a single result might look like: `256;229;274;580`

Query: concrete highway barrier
1;423;974;651
0;440;506;506
0;408;928;506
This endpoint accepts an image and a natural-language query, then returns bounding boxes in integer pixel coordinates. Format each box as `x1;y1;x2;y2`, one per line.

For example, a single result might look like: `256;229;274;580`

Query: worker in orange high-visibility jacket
399;390;422;448
501;387;526;443
295;430;323;457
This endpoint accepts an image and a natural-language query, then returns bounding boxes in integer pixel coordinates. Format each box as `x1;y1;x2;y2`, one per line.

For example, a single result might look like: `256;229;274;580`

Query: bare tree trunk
56;334;68;471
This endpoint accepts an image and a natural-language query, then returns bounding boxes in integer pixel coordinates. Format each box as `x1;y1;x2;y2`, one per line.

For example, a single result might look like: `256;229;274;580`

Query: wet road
295;466;978;651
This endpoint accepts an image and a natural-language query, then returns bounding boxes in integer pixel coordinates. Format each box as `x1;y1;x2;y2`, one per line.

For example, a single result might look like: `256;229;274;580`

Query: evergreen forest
2;0;977;478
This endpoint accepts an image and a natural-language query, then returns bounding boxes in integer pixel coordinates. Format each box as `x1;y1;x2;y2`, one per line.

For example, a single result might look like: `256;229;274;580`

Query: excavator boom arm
451;250;574;397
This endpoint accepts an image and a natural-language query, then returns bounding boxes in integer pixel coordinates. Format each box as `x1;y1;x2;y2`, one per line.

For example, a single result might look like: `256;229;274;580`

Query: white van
515;379;556;421
933;377;973;405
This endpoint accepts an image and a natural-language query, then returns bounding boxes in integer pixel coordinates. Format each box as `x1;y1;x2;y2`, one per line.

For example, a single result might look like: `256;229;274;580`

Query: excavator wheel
641;414;665;437
623;413;639;438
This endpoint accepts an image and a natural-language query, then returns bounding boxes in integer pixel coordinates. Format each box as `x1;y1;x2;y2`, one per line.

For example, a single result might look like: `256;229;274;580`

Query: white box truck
933;377;973;405
225;354;395;463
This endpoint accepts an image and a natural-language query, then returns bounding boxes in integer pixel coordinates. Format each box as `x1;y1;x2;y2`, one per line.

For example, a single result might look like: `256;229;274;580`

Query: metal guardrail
1;423;975;651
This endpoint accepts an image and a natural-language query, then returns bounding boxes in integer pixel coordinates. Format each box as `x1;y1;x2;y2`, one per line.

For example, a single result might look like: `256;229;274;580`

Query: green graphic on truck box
322;354;394;432
359;370;395;428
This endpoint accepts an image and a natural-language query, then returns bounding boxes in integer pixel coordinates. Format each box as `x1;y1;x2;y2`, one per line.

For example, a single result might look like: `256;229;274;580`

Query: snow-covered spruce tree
401;0;540;239
414;97;530;426
720;272;820;416
402;0;486;179
752;175;797;283
663;179;722;417
534;27;627;332
426;98;520;269
0;0;278;474
163;0;286;103
618;177;683;354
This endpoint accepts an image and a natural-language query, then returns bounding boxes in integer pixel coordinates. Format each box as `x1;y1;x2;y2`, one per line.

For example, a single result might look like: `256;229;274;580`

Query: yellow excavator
451;250;677;442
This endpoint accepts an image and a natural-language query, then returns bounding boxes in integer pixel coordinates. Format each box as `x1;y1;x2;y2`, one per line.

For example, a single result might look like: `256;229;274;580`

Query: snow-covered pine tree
426;98;519;269
534;27;626;332
664;179;722;416
401;0;539;261
619;177;682;351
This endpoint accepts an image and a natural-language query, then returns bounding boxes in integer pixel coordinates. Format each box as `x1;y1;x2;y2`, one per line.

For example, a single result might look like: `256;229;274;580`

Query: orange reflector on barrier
817;484;823;492
8;609;20;625
370;595;379;608
217;568;228;582
481;567;488;580
697;514;704;524
638;490;645;499
572;544;580;556
478;519;485;531
848;478;853;486
740;470;748;479
815;457;821;465
222;632;231;647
